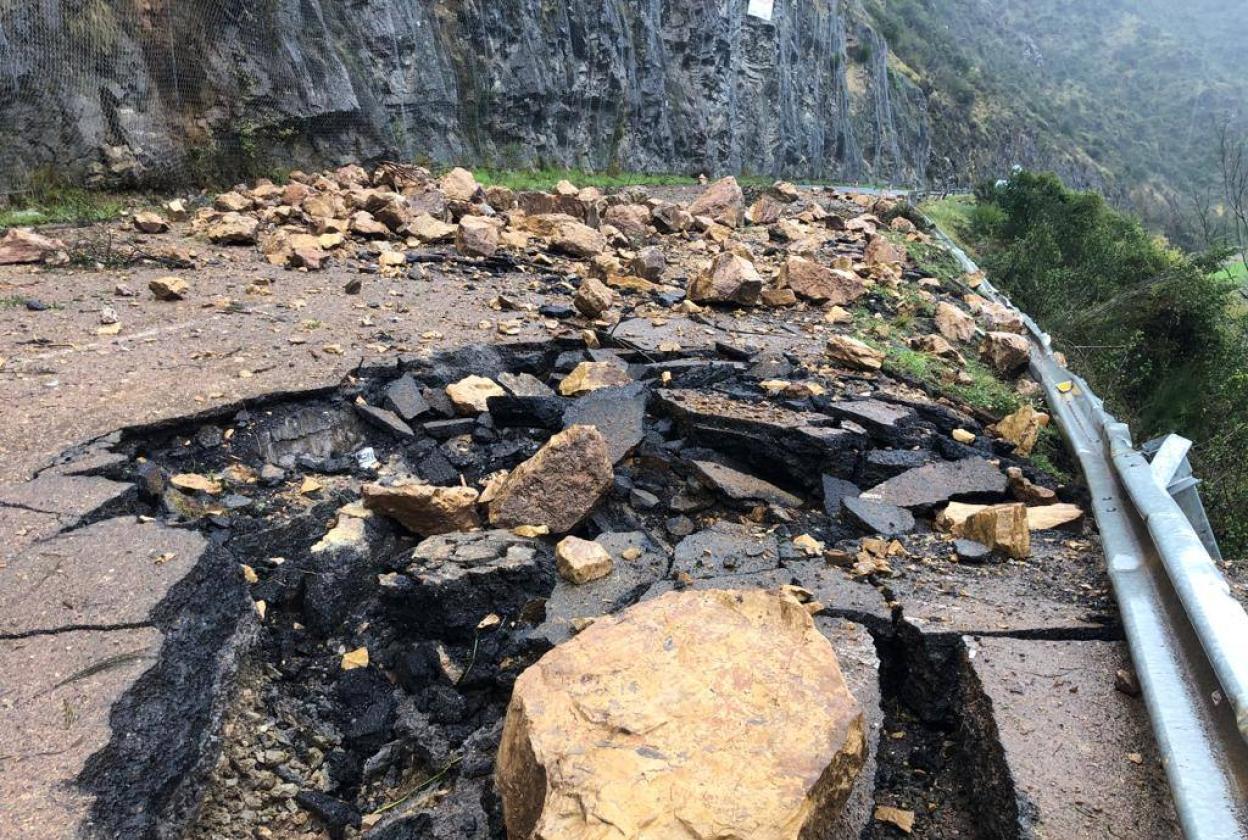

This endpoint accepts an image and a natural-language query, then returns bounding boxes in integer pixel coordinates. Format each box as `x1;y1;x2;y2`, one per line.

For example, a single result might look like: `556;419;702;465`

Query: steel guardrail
923;219;1248;838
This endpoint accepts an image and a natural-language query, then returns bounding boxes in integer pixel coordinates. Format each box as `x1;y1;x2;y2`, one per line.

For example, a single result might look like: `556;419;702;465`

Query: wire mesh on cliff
0;0;936;198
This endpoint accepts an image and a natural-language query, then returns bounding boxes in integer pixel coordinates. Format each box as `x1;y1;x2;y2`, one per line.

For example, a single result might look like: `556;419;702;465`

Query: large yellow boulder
497;588;866;839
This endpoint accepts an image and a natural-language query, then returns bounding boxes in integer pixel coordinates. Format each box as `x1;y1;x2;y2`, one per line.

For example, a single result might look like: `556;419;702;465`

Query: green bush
970;171;1246;558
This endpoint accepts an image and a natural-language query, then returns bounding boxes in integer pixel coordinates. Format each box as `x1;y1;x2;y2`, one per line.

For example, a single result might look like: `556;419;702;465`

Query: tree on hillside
1217;118;1248;274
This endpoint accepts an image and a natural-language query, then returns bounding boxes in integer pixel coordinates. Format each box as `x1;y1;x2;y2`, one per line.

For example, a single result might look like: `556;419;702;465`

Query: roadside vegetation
925;172;1248;558
0;186;124;230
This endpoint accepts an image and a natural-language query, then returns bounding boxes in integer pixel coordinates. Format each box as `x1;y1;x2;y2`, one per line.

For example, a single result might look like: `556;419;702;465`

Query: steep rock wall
0;0;930;190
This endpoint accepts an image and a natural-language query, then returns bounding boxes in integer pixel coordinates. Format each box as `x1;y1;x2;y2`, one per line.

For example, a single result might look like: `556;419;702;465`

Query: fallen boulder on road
497;588;866;840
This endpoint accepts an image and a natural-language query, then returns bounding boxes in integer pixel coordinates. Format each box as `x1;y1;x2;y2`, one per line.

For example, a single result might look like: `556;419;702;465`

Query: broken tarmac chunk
862;457;1007;509
562;381;647;464
354;403;415;438
690;459;802;508
672;522;782;579
393;530;553;640
841;496;916;537
383;375;431;421
487;425;613;533
496;588;865;840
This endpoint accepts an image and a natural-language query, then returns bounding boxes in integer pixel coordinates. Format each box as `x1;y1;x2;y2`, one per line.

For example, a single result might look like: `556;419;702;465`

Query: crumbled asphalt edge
46;333;1099;840
76;542;255;840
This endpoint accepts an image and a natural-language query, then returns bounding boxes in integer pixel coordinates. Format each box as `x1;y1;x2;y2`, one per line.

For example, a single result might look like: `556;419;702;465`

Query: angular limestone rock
457;216;499;258
0;228;65;264
778;256;866;305
206;212;259;245
935;302;976;343
558;362;632;397
362;481;480;535
826;335;885;371
555;536;614;584
981;331;1031;375
994;405;1050;456
688;253;763;306
149;276;189;301
573;276;615;318
962;503;1030;559
686;176;744;227
447;375;507;415
497;588;866;840
488;425;613;533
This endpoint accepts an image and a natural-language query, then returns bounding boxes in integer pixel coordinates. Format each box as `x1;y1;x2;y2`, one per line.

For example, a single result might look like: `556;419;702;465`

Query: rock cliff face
0;0;930;190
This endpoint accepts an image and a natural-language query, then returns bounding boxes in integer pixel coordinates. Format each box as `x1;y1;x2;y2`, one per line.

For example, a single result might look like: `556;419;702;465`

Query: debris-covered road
0;171;1186;839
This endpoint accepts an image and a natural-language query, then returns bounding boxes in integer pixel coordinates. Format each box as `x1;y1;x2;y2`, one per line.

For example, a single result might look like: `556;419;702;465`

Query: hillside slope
866;0;1248;221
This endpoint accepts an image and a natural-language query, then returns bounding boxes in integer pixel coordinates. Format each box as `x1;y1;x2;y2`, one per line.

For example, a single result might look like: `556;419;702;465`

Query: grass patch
0;188;124;230
885;345;1023;417
919;195;976;247
0;296;26;308
1029;425;1073;482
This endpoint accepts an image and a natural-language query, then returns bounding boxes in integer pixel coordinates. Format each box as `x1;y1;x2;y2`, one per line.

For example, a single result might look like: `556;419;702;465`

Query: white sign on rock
747;0;775;21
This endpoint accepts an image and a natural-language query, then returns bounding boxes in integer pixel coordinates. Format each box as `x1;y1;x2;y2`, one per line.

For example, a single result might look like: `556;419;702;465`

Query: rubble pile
85;173;1097;840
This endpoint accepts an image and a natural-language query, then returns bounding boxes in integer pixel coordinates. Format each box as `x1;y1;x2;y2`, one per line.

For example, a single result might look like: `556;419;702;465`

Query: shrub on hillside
972;171;1246;558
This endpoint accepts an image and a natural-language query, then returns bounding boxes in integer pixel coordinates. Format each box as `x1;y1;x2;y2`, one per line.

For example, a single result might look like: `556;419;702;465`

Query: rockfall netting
0;0;936;197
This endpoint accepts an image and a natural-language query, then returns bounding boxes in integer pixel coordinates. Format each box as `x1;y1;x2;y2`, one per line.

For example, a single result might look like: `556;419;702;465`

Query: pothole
74;337;1085;839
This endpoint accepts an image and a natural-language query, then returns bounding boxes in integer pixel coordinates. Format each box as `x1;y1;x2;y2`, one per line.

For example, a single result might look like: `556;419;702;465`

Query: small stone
456;216;500;258
574;276;615;318
1115;668;1142;697
341;647;369;671
874;806;915;833
133;211;169;234
981;331;1031;375
952;428;976;444
826;335;884;371
446;375;506;415
149;276;189;301
362;481;481;535
558;361;632;397
555;536;614;584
